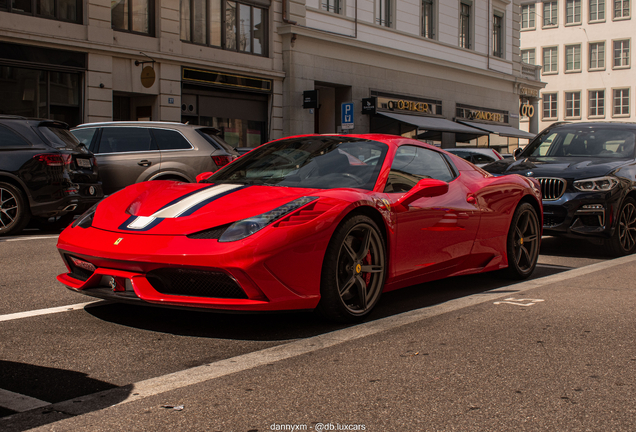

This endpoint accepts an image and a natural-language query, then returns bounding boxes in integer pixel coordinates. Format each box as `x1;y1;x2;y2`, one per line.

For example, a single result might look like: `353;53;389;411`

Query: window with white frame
543;46;558;73
566;0;582;23
614;0;630;18
544;1;558;26
376;0;393;27
590;0;605;20
613;40;630;67
565;91;581;117
422;0;434;38
566;44;582;71
543;93;558;119
322;0;342;13
589;90;605;116
522;49;536;64
493;12;504;58
459;2;471;49
614;88;630;115
589;42;606;69
522;4;536;29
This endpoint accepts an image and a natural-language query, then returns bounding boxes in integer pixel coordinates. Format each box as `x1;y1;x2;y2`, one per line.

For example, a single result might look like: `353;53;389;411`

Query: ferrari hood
92;181;332;235
484;157;629;180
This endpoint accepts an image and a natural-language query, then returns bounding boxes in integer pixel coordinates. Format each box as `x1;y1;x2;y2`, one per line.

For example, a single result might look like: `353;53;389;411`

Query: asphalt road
2;229;631;431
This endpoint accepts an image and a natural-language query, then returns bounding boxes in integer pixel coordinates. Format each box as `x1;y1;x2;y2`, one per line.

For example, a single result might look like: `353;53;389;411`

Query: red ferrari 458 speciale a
57;134;542;321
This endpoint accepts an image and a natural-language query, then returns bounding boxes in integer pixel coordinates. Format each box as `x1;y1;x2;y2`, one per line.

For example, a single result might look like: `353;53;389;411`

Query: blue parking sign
341;102;354;130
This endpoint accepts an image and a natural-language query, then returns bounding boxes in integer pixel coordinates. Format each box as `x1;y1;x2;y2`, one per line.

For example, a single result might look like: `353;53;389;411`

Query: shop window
589;42;605;69
565;44;581;71
543;1;558;27
0;66;81;126
543;46;558;73
590;0;605;21
492;12;504;58
613;39;630;68
422;0;434;38
589;89;605;117
322;0;342;14
565;91;581;118
111;0;153;35
1;0;81;23
522;49;535;64
181;0;268;56
543;93;558;119
375;0;393;27
521;4;535;29
613;88;630;116
459;2;471;49
566;0;581;24
614;0;630;19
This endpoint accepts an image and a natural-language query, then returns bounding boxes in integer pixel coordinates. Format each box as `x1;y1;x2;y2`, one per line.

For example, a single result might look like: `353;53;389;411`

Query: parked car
57;133;541;322
483;122;636;256
0;115;103;236
445;147;504;167
71;122;240;194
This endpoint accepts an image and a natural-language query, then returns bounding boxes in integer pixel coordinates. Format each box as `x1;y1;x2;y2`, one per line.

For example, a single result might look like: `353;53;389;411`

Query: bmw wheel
0;182;31;236
605;197;636;257
318;215;386;322
504;202;540;280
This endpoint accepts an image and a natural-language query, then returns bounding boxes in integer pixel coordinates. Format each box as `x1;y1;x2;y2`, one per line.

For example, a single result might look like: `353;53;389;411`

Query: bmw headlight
573;176;619;192
72;201;101;228
219;196;319;242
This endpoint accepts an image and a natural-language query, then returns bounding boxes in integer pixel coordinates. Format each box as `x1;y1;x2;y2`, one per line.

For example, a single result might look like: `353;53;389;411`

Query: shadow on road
83;264;567;342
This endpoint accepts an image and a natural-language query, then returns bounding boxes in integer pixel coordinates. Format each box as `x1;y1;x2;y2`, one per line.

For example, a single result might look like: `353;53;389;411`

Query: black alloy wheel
504;202;540;279
0;182;31;236
318;215;386;322
606;197;636;257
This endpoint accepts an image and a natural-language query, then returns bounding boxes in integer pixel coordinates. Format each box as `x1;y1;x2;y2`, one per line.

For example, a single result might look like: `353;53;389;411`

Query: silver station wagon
71;122;240;194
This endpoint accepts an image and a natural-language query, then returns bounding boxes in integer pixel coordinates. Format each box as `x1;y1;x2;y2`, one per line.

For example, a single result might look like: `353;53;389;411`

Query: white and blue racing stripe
118;183;248;231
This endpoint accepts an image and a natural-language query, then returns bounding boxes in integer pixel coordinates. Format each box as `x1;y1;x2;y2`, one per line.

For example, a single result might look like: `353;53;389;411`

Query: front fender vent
274;203;323;227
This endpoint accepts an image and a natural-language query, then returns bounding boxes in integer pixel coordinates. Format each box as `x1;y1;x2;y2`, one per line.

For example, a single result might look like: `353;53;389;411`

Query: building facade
0;0;543;150
521;0;634;132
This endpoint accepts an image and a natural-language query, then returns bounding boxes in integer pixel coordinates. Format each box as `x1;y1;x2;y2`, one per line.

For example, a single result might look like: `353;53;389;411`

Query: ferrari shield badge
114;238;123;245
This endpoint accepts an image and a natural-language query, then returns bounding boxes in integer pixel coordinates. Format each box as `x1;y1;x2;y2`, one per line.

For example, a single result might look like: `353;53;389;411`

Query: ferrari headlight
573;176;619;192
218;196;319;242
71;201;100;228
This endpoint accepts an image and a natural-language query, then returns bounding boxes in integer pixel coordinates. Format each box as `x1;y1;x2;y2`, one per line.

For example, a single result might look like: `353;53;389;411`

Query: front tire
504;202;540;279
317;215;386;322
0;182;31;236
605;197;636;257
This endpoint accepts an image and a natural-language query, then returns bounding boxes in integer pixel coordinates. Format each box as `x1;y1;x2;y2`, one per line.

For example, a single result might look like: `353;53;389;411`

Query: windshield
205;136;389;190
524;126;636;159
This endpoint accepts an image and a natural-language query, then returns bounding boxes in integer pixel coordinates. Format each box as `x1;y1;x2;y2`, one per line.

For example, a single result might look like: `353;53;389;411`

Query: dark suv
0;116;103;236
71;122;240;194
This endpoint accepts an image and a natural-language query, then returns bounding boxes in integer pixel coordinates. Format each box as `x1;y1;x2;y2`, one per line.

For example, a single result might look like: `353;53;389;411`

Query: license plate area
76;158;91;168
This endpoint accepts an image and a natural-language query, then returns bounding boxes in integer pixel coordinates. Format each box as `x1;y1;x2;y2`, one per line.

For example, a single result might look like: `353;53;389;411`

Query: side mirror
395;178;449;209
196;172;214;183
513;148;523;160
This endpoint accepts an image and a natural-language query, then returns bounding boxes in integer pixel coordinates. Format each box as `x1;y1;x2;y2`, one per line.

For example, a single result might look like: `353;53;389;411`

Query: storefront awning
379;112;488;135
456;120;536;139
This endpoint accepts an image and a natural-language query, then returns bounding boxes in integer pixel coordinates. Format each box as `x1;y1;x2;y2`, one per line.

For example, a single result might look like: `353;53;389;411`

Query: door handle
138;160;151;167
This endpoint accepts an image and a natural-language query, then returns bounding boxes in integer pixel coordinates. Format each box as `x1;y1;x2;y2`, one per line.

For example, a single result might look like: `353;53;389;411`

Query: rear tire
504;202;540;280
604;197;636;257
0;182;31;236
317;215;386;323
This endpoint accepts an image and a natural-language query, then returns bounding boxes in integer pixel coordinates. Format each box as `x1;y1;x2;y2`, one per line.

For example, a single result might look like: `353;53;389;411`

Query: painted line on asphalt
0;235;59;243
3;253;634;422
0;389;50;413
0;301;102;323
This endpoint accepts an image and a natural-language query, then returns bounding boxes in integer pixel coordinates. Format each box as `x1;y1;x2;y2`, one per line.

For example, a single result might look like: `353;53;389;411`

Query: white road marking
0;301;102;323
2;253;633;421
0;235;59;243
494;297;545;306
0;388;50;412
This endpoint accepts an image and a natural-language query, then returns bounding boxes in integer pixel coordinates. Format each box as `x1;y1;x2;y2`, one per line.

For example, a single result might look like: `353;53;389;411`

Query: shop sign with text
456;104;508;124
374;95;442;117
